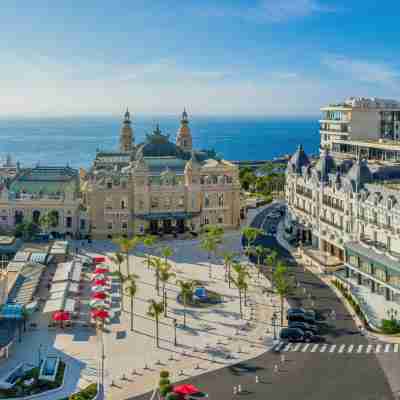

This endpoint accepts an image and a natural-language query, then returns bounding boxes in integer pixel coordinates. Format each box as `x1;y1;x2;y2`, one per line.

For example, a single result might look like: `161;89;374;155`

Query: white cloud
322;55;400;85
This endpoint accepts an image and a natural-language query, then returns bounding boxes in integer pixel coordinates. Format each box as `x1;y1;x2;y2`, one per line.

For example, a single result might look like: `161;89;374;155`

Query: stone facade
82;111;242;239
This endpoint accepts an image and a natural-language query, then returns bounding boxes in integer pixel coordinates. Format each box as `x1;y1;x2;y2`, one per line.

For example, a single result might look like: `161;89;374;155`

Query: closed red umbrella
94;267;109;274
52;311;70;321
94;256;106;264
94;279;107;286
91;292;107;300
91;309;109;320
173;384;200;395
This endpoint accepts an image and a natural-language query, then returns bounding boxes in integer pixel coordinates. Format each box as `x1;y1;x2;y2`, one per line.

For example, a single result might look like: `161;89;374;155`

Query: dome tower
120;108;134;152
176;108;192;152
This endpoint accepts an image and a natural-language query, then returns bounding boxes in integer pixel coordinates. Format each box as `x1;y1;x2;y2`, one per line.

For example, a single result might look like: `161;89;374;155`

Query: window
122;222;128;230
1;216;6;221
165;198;171;209
218;215;224;224
80;219;86;230
178;196;184;207
204;194;210;208
121;181;127;189
121;199;126;209
138;199;144;209
107;182;112;189
203;215;209;225
66;217;72;228
151;197;158;209
107;222;113;230
218;193;224;207
387;236;391;251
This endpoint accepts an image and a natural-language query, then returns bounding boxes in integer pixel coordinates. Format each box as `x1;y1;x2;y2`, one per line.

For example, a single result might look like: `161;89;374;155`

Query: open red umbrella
52;311;70;321
91;309;109;320
94;279;107;286
173;384;200;395
91;292;107;300
94;256;106;264
94;267;109;274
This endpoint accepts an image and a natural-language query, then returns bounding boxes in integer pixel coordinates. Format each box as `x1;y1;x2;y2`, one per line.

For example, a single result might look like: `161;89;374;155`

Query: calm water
0;115;319;168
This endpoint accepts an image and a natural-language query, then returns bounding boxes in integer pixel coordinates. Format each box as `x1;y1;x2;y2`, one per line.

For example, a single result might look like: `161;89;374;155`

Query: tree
178;280;195;327
149;256;164;296
125;274;138;331
242;227;263;258
255;245;268;278
200;225;223;279
148;300;164;348
113;236;142;275
15;220;38;240
273;262;293;327
110;252;125;276
229;262;249;319
267;250;278;284
143;235;157;270
159;263;175;317
161;246;173;267
111;270;128;311
222;251;236;287
38;213;51;234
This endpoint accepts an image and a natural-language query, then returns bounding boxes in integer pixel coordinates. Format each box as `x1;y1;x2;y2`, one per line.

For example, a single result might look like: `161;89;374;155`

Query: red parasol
94;279;107;286
91;309;109;320
94;267;109;274
91;292;107;300
173;384;200;395
52;311;70;322
94;256;106;264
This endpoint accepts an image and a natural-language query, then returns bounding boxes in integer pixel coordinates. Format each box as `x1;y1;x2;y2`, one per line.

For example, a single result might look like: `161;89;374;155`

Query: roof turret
287;145;310;174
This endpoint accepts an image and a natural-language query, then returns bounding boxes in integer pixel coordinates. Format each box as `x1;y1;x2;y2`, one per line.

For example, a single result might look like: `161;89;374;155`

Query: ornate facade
82;110;242;239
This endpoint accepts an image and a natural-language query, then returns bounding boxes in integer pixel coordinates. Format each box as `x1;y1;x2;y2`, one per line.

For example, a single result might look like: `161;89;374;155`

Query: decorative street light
271;312;278;340
173;319;178;346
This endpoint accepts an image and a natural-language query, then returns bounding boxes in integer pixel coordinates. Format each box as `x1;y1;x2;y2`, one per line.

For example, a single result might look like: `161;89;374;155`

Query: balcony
320;216;343;230
322;201;344;212
293;204;312;215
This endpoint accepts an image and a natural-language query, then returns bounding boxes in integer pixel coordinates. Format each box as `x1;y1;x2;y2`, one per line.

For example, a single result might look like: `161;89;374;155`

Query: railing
293;204;312;215
320;217;343;230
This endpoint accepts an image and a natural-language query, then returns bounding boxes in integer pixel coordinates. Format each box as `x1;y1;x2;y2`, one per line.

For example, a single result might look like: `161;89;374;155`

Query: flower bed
177;289;223;308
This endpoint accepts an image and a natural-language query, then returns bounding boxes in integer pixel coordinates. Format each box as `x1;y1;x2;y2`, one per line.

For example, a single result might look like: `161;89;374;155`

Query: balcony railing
320;216;343;230
322;201;344;212
293;204;312;215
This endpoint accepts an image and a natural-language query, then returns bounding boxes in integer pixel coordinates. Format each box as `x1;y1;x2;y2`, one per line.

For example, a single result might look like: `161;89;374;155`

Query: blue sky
1;0;400;116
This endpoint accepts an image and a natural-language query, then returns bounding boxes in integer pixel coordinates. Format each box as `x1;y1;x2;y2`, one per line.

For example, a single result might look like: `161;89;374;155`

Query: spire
176;108;192;151
181;108;189;123
124;108;131;124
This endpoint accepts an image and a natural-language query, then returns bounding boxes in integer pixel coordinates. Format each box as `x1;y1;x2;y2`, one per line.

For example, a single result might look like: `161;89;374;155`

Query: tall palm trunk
130;296;134;331
183;296;187;327
163;283;167;317
156;271;160;295
238;289;243;319
125;251;130;275
280;295;284;327
155;316;159;348
244;286;247;306
208;254;212;278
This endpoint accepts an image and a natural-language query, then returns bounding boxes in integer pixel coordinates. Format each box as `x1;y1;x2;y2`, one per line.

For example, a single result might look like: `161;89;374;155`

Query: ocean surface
0;116;319;168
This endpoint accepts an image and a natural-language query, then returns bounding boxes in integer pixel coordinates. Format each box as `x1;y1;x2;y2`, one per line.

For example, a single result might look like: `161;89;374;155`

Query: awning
134;211;200;221
29;252;48;265
64;298;76;313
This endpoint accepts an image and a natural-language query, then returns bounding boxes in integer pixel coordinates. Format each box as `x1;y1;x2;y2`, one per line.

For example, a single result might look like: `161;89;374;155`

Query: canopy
91;309;109;319
90;299;106;308
94;267;109;274
92;274;106;281
92;286;106;293
173;384;200;395
94;279;107;286
64;298;76;313
94;256;106;264
91;292;107;300
52;311;70;321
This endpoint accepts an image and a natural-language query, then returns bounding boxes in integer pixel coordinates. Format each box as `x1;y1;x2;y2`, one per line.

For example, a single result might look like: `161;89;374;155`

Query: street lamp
173;319;178;346
271;312;278;340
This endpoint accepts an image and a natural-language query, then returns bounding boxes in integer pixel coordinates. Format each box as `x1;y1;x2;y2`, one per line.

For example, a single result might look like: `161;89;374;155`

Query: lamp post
272;312;278;340
173;319;177;346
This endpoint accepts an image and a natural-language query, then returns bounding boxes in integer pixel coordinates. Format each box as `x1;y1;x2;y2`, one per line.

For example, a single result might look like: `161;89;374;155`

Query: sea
0;116;320;169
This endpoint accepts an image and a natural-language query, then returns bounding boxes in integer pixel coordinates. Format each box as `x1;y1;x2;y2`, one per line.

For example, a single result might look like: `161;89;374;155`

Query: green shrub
159;370;170;378
159;384;173;397
69;383;97;400
381;319;400;334
159;378;170;387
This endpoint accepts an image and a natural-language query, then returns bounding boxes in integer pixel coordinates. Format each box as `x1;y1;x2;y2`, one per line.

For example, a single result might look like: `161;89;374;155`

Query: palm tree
178;280;195;327
113;236;142;275
242;227;263;260
222;251;236;287
143;235;156;270
149;256;164;296
200;226;223;279
110;252;125;276
111;270;128;311
125;275;138;331
273;262;292;327
38;213;51;235
147;300;164;348
267;250;278;286
230;262;249;318
255;245;267;278
159;263;175;317
160;246;173;266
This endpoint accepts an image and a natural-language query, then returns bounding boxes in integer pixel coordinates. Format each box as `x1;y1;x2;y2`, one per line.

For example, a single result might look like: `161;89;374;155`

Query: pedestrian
280;354;285;363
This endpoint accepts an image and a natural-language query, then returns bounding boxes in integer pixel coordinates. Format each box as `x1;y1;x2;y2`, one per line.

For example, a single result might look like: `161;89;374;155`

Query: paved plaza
79;208;288;399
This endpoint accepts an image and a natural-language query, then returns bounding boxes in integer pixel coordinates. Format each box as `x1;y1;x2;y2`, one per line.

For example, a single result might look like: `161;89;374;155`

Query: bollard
233;386;237;395
255;375;259;384
178;369;184;376
238;384;242;393
274;364;279;373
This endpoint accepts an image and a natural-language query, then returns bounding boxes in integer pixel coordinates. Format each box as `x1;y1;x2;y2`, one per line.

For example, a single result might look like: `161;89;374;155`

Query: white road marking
283;343;291;352
366;345;373;353
375;344;381;353
347;344;354;353
274;342;285;351
292;343;301;352
338;344;346;353
302;344;310;352
394;344;399;353
310;344;319;352
384;344;390;352
357;345;363;353
320;344;327;353
329;345;336;353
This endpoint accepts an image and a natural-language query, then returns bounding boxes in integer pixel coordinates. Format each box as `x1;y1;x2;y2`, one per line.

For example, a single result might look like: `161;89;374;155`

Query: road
130;203;397;400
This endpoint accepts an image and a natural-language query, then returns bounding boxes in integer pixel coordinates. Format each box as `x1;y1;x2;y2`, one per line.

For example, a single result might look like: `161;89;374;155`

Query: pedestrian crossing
272;341;400;354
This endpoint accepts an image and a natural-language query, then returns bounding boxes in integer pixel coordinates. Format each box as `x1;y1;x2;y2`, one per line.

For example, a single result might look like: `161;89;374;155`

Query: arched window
15;210;24;224
32;210;41;224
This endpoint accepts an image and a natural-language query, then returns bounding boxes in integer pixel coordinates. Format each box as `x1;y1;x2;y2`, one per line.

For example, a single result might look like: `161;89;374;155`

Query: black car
280;328;305;342
288;312;316;324
288;321;319;334
287;308;306;317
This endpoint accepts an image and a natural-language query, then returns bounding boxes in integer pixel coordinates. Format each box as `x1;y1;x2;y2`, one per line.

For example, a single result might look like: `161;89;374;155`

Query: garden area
58;383;98;400
0;361;65;399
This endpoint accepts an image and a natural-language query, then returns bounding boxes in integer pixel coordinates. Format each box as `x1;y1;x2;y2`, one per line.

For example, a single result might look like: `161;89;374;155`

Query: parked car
288;311;316;324
288;321;319;335
280;328;305;342
287;308;306;317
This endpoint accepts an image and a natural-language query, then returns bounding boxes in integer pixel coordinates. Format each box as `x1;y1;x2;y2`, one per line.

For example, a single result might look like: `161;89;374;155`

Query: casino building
81;110;242;239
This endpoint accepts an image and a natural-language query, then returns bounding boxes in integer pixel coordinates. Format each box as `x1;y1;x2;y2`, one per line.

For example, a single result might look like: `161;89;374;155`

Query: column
357;273;362;285
371;280;376;293
385;287;391;301
345;267;350;278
